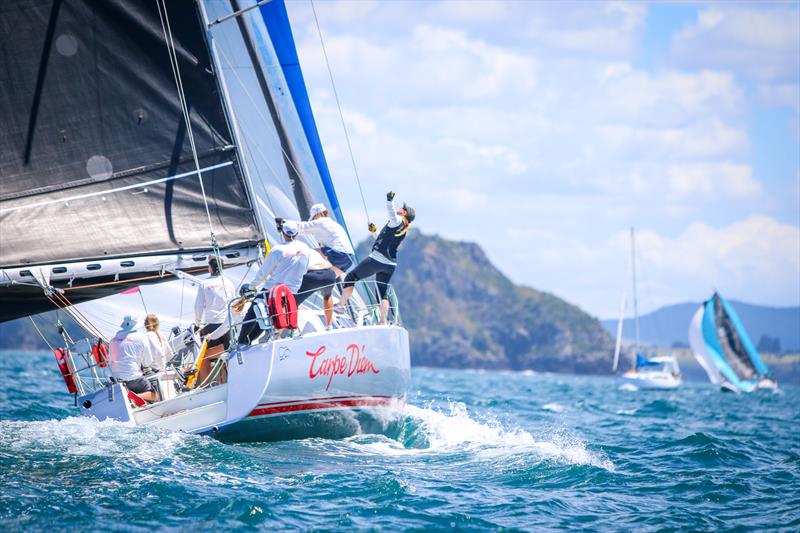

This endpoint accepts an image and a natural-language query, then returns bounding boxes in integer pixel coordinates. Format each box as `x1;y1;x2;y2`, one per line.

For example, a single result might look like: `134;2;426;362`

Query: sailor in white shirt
247;220;310;294
194;256;236;348
142;313;171;371
238;220;310;344
286;203;355;276
109;314;158;402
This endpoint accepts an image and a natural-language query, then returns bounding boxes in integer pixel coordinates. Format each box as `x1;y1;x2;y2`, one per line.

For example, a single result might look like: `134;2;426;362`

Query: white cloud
283;1;797;316
666;163;761;200
672;5;800;98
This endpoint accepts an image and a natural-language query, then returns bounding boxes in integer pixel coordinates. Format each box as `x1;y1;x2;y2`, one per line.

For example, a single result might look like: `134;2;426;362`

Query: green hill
358;229;614;373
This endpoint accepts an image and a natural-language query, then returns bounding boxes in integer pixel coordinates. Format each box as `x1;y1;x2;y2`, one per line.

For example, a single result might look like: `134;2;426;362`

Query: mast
612;293;627;372
630;227;640;356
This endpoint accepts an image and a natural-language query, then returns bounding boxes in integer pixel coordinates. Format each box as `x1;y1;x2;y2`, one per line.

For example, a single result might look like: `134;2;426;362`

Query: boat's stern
212;324;411;442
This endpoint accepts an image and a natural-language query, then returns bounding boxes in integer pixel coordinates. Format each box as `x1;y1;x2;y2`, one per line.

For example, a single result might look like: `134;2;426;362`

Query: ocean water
1;350;798;531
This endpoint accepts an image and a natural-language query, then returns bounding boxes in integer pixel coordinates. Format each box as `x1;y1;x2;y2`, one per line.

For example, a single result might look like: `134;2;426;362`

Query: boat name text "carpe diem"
306;344;380;390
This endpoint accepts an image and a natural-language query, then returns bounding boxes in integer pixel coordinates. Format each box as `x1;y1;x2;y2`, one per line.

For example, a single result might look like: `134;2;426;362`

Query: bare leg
139;390;158;403
340;285;355;306
380;299;390;325
323;297;334;328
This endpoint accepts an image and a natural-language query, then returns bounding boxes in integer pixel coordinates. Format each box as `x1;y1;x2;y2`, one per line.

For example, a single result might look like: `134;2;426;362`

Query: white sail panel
688;305;722;385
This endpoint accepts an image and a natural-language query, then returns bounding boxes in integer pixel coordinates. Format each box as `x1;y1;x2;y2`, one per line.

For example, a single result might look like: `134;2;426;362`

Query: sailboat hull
80;325;410;442
617;373;681;390
211;325;410;442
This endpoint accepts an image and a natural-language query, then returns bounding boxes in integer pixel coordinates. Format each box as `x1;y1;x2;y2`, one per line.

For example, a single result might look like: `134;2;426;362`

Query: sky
283;0;800;318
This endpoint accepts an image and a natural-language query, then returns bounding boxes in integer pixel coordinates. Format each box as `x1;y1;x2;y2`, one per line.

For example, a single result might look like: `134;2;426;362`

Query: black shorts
198;322;229;349
295;268;337;306
343;257;396;300
125;376;154;394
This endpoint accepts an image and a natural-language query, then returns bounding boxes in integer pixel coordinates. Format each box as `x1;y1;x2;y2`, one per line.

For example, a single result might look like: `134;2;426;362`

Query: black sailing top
369;200;407;265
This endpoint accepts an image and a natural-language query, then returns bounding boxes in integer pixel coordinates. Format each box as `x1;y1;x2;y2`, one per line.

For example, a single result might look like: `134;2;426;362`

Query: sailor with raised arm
194;256;236;348
238;220;311;344
340;191;415;324
284;203;355;277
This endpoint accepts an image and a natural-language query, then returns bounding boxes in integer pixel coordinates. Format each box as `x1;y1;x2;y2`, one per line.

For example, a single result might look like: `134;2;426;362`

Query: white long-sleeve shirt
292;217;354;255
194;274;236;325
143;330;171;371
109;331;149;381
250;240;310;293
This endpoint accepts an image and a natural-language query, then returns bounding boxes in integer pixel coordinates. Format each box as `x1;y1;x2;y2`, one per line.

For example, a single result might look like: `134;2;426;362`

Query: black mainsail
0;0;261;321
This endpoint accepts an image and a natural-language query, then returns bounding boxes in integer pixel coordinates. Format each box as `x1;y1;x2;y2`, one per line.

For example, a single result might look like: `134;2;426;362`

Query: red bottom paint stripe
247;397;398;418
255;394;392;409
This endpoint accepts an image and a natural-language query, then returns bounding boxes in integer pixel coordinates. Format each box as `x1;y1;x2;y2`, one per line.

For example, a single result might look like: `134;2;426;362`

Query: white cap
282;220;299;237
308;203;327;219
119;314;140;332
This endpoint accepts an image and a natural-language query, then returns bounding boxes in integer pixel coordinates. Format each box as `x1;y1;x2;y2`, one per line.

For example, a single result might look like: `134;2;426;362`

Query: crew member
238;220;310;344
109;314;159;402
340;191;415;324
295;249;337;329
285;203;355;277
194;256;236;348
143;313;171;372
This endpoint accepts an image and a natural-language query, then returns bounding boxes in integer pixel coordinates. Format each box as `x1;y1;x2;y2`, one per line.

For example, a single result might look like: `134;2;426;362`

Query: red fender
267;284;297;330
92;340;109;368
53;348;77;394
127;391;146;407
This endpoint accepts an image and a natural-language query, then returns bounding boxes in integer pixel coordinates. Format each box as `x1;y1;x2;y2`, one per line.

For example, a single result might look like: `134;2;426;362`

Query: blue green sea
1;350;798;531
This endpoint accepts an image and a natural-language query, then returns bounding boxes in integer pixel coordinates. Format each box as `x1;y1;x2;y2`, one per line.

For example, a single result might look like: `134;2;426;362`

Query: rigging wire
28;316;55;352
156;0;217;246
309;0;372;229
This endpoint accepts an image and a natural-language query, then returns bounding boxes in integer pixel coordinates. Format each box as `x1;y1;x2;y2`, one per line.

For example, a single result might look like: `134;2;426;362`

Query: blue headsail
259;0;349;235
690;292;770;392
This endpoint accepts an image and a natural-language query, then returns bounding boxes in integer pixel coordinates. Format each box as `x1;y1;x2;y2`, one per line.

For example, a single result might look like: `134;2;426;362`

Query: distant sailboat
689;292;777;393
614;228;682;390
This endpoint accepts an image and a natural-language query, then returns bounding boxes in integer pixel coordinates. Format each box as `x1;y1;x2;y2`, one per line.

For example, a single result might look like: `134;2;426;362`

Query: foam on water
542;402;567;412
342;401;614;471
2;352;798;531
0;416;195;463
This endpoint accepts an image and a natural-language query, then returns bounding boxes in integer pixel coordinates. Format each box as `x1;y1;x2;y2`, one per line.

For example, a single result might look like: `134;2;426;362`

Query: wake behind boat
0;0;411;441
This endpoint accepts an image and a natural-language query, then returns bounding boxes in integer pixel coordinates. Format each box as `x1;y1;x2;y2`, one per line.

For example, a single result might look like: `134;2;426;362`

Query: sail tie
310;0;372;231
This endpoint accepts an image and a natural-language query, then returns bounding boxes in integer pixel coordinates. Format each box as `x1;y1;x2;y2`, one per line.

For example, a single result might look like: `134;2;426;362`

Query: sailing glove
386;191;395;201
368;222;378;233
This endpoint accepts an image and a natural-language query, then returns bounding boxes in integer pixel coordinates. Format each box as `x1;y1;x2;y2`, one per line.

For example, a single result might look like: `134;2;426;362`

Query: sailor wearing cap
108;314;159;402
340;191;416;324
238;220;311;344
283;203;355;276
195;256;236;348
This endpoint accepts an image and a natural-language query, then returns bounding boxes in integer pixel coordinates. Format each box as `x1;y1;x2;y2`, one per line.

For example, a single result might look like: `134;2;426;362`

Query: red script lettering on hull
307;344;380;390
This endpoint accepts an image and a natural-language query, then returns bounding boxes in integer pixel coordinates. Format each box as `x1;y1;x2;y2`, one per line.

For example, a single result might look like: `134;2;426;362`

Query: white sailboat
614;228;681;390
0;0;410;442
